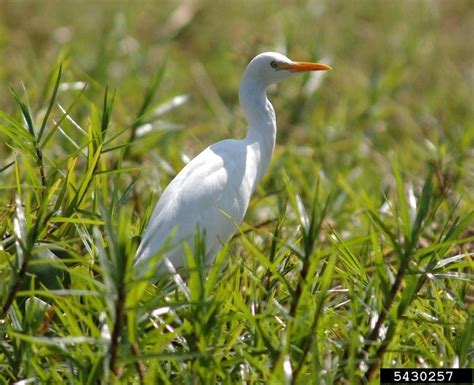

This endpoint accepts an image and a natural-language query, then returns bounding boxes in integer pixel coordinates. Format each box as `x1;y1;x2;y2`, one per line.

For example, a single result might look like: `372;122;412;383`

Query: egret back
134;138;260;274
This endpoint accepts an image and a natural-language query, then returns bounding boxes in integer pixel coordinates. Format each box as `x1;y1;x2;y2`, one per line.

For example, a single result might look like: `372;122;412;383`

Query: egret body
135;52;331;275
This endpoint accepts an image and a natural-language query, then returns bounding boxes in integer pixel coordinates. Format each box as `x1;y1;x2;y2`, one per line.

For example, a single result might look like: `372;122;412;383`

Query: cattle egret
135;52;331;276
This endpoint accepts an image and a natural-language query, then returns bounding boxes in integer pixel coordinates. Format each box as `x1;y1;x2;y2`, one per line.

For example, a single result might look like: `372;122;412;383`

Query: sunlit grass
0;1;473;383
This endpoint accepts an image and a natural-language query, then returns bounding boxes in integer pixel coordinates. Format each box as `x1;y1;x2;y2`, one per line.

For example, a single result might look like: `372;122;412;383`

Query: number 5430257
393;370;453;382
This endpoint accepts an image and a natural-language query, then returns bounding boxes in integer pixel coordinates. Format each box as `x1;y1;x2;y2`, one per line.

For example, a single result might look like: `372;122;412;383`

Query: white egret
135;52;331;275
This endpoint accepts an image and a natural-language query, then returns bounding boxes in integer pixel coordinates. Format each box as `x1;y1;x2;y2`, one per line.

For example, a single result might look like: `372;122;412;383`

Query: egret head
243;52;332;88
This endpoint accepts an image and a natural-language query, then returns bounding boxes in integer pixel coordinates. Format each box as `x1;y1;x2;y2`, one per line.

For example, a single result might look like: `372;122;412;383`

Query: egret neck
240;74;277;184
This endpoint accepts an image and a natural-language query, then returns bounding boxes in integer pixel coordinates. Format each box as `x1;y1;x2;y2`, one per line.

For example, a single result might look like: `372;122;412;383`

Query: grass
0;0;473;383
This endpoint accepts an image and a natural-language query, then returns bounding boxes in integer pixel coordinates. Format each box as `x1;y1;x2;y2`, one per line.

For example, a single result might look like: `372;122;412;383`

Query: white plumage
135;52;331;276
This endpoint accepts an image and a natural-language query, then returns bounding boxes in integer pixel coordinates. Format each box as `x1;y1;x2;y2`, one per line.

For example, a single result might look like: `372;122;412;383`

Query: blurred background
1;0;473;207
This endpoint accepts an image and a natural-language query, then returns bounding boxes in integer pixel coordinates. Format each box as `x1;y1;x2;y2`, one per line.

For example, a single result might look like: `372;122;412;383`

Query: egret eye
270;60;278;69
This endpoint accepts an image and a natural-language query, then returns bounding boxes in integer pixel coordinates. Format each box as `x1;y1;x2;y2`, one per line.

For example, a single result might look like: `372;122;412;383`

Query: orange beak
282;61;332;72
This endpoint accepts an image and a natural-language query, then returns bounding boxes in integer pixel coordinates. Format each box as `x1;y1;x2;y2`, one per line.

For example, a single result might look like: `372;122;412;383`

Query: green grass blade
37;64;63;142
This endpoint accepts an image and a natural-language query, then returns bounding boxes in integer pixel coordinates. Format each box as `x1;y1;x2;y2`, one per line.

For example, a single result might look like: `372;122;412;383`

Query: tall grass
1;0;473;383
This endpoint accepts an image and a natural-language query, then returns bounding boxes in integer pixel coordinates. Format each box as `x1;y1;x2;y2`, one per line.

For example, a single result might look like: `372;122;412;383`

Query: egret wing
135;140;249;272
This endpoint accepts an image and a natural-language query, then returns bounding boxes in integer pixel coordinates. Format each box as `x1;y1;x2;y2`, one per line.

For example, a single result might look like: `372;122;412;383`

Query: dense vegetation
0;1;472;383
